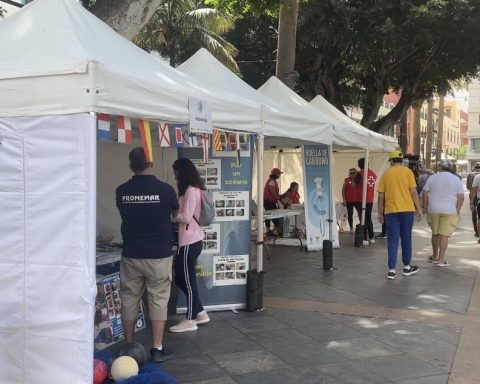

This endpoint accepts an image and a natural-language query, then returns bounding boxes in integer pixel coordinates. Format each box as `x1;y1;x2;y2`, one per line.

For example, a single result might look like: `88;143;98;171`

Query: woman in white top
170;158;209;332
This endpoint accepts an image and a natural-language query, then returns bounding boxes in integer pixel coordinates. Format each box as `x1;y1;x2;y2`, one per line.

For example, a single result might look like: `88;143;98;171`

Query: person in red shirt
264;168;283;235
354;158;377;244
281;181;301;208
342;168;361;233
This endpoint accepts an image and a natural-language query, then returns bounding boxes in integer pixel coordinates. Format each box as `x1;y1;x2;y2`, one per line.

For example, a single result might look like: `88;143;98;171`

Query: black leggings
359;203;374;240
264;199;279;229
175;240;203;320
346;202;361;229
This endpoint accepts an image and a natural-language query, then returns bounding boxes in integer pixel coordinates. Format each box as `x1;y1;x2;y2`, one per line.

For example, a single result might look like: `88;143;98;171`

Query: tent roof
310;95;398;152
259;77;397;152
0;0;261;132
178;48;333;146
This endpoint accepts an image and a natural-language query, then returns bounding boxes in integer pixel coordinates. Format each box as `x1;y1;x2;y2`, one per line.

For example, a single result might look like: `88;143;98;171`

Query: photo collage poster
213;254;248;286
192;159;221;190
212;190;249;221
94;272;146;350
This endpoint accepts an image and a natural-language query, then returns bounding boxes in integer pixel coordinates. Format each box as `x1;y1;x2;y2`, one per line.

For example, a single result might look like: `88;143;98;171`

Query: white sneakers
169;311;210;333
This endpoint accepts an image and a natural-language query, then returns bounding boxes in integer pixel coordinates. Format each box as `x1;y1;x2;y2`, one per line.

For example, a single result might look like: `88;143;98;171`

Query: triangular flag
183;127;191;147
138;119;153;163
201;134;209;162
226;133;232;151
213;129;222;151
117;116;132;144
251;134;257;152
158;122;171;147
174;125;184;147
189;133;198;147
97;113;111;141
235;133;241;166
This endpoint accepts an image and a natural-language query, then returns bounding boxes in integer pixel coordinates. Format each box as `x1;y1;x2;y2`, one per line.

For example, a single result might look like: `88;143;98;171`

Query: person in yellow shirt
377;150;422;280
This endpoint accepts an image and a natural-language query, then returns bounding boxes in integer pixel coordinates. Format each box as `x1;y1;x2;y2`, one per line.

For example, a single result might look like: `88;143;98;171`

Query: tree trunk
90;0;163;40
425;98;434;169
413;103;422;156
276;0;299;89
436;94;445;170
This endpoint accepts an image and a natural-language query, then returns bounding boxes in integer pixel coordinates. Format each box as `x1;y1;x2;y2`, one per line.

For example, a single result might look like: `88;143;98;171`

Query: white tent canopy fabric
0;0;262;133
178;48;333;146
310;95;398;152
259;77;397;152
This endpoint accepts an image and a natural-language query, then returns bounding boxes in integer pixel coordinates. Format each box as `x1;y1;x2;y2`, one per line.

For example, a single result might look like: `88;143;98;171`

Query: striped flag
201;134;209;162
182;128;191;147
138;119;153;163
158;122;171;147
235;133;241;166
189;133;198;147
174;125;184;147
117;116;132;144
97;113;111;140
213;129;222;151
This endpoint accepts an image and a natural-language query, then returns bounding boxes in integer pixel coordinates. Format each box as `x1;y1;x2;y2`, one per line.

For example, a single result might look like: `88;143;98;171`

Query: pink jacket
175;186;204;247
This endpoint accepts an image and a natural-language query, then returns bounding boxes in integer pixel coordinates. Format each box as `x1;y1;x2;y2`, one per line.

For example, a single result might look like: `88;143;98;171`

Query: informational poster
213;255;248;286
188;97;212;134
94;272;146;350
192;159;221;189
202;223;221;254
212;191;249;221
302;145;339;251
212;132;251;158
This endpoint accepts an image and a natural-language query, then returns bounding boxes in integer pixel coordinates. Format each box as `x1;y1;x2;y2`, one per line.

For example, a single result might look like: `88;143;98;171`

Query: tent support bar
360;149;370;226
256;132;265;272
328;145;334;241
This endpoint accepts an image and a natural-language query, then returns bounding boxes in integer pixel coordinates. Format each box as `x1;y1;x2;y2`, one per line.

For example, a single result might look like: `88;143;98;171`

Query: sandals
436;262;450;267
427;256;439;263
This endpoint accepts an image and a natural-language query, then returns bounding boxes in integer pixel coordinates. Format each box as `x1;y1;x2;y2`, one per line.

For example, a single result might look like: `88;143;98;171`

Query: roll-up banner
302;145;339;251
177;134;252;311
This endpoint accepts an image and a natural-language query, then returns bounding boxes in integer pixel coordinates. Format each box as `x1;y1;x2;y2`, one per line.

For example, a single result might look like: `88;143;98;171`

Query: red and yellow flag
138;119;153;163
213;129;222;151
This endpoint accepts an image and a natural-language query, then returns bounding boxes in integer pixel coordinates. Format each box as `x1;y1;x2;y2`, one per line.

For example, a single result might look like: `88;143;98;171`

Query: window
471;138;480;151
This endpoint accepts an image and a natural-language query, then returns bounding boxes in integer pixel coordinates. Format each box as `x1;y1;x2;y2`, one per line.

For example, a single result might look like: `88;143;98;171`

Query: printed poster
202;223;221;254
189;97;212;134
192;159;221;189
302;145;339;251
213;255;248;286
212;191;249;221
94;272;146;350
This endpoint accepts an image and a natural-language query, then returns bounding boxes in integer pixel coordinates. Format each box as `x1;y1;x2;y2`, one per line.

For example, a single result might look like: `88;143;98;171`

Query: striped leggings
175;240;204;320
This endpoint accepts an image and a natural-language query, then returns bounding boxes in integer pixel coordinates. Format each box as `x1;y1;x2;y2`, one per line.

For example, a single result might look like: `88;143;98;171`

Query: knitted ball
110;356;139;382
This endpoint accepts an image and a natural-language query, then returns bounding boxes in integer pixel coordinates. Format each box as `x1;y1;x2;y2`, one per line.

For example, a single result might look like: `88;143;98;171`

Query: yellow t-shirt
377;165;417;214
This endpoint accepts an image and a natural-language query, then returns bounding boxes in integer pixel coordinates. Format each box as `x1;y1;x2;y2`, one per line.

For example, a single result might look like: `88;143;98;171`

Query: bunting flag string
189;133;199;147
201;134;209;162
158;122;171;147
213;129;222;151
174;125;184;147
138;119;153;163
235;133;241;166
97;113;111;141
117;116;132;144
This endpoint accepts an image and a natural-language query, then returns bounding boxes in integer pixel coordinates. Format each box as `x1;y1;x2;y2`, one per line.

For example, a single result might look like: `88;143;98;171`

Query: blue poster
303;145;339;251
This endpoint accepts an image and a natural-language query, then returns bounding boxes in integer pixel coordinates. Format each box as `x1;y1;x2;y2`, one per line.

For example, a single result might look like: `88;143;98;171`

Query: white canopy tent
0;0;265;382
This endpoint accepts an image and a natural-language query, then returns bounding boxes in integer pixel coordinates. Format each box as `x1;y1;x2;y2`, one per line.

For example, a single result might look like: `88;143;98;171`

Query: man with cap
466;162;480;236
422;159;464;266
377;150;422;280
264;167;283;236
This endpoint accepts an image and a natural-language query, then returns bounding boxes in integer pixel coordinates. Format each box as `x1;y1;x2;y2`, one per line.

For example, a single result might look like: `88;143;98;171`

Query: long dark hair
287;182;299;193
172;158;205;196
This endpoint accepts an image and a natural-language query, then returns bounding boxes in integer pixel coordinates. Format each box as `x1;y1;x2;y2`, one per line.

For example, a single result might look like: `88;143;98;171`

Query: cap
389;150;403;160
441;159;453;170
475;162;480;168
271;167;283;175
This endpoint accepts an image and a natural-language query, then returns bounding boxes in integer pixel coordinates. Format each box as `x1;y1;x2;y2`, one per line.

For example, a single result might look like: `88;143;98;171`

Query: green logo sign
197;101;203;113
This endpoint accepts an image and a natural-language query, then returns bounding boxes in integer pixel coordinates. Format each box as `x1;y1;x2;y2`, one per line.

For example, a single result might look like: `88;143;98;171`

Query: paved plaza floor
130;195;480;383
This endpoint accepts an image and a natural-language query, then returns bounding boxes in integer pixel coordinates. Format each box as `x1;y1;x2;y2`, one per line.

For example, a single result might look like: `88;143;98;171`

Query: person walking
342;168;361;233
466;162;480;237
116;147;179;362
354;158;377;244
422;159;464;266
170;158;210;332
469;172;480;244
377;150;422;280
264;168;283;236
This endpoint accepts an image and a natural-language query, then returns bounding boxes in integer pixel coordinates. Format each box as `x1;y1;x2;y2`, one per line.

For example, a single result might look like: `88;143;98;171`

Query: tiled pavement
125;199;480;384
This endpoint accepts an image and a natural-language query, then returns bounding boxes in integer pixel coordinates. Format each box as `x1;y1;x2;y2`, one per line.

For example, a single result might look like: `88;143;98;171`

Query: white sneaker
196;310;210;325
362;240;369;246
169;319;198;333
369;238;375;244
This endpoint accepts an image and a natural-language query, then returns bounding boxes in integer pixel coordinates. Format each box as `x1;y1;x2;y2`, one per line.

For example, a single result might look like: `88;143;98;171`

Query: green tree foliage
133;0;238;69
0;7;5;19
296;0;480;132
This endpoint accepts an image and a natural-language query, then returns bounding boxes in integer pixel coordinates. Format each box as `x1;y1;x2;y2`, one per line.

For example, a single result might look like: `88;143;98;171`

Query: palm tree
133;0;238;70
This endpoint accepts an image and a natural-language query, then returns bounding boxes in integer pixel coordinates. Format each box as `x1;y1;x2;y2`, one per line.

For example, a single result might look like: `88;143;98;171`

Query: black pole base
323;240;333;270
354;224;365;247
246;269;265;312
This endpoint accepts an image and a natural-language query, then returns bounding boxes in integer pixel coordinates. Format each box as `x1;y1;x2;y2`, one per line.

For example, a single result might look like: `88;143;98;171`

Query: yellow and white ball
110;355;139;381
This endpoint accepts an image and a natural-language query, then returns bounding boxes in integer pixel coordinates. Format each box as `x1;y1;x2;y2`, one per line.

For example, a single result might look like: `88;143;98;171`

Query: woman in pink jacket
170;158;209;332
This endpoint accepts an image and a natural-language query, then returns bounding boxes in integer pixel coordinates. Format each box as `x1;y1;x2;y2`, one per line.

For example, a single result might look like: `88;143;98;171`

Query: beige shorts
427;213;459;236
120;256;172;321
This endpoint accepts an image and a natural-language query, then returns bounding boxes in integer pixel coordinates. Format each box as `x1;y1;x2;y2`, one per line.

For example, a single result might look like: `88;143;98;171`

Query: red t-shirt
355;169;377;203
343;177;357;203
286;191;300;204
264;178;279;203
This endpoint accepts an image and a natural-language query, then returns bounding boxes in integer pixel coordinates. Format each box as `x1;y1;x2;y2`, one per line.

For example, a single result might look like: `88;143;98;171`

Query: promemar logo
122;195;160;203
